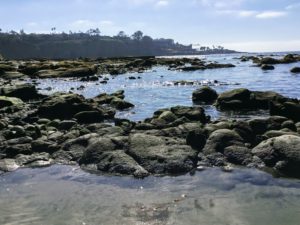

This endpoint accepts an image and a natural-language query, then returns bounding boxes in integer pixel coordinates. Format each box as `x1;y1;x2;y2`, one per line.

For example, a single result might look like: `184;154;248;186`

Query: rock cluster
1;55;300;179
0;81;299;179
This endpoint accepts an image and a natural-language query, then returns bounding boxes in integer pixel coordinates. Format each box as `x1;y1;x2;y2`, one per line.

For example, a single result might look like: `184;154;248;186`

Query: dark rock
31;139;59;153
260;57;280;64
205;63;235;69
216;88;252;110
110;98;134;110
0;96;23;109
291;67;300;73
192;86;218;104
252;135;300;178
128;133;197;174
58;120;77;130
251;91;286;109
224;146;251;165
34;67;97;78
158;111;178;123
216;88;288;110
177;66;206;71
281;120;297;131
263;130;299;139
170;106;208;123
186;128;207;150
202;129;244;154
81;149;148;178
248;116;288;135
0;83;45;101
261;64;275;70
3;143;32;157
270;101;300;122
36;93;98;120
74;111;104;123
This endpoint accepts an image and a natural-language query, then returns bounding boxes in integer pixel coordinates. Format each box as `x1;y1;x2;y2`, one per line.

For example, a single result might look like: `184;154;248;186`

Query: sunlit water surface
35;53;300;121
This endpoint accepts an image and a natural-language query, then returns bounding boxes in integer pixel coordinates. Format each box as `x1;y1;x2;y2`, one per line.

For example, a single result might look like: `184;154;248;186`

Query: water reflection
0;165;300;225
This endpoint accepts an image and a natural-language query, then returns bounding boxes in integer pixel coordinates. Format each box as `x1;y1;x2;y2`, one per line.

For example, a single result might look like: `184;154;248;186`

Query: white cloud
238;10;257;17
155;0;169;8
99;20;114;26
70;19;114;30
27;22;38;27
256;11;286;19
222;40;300;52
197;0;244;9
286;2;300;10
217;10;257;17
216;9;288;19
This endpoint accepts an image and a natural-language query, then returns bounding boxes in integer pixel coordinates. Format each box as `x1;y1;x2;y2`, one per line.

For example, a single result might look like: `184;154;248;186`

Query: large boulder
248;116;288;135
192;86;218;104
33;67;97;78
79;137;148;177
224;146;252;165
0;96;23;109
216;88;252;110
127;133;198;174
252;135;300;178
36;93;101;120
74;111;104;123
170;106;208;123
202;129;244;154
270;101;300;122
251;91;286;109
216;88;288;111
260;57;280;65
0;83;44;101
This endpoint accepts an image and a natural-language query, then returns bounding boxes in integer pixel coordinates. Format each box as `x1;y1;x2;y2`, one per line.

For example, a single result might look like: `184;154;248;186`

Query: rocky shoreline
0;56;300;179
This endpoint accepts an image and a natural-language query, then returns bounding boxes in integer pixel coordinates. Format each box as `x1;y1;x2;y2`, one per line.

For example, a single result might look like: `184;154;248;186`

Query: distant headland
0;29;237;59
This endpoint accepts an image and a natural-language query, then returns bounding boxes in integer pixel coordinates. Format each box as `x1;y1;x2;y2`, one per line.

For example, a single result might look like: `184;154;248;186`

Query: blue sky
0;0;300;52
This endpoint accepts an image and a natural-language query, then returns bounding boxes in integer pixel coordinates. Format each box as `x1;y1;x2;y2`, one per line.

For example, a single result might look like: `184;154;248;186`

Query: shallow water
1;165;300;225
35;53;300;121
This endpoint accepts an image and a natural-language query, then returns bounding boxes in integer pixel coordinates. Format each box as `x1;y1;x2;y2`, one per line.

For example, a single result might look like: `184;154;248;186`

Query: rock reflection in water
0;165;300;225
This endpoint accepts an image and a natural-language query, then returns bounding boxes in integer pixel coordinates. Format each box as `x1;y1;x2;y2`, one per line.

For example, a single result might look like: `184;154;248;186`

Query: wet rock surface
0;55;300;179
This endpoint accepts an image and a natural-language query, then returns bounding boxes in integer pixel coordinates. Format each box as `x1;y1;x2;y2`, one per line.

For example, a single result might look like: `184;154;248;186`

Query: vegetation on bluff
0;29;236;59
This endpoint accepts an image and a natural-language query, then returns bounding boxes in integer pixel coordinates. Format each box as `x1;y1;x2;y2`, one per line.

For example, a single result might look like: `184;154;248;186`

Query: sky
0;0;300;52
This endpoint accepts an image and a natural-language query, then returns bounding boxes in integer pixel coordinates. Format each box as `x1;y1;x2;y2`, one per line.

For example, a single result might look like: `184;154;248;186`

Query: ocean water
35;53;300;121
1;53;300;225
